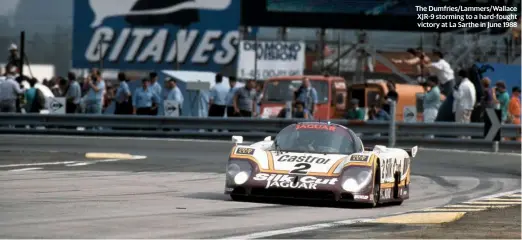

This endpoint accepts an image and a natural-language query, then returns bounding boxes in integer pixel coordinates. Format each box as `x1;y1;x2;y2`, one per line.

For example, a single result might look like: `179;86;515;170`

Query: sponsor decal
253;173;338;190
350;155;369;162
236;147;254;155
237;40;305;79
73;0;241;71
354;194;369;200
277;155;331;164
296;124;336;132
381;188;392;200
380;157;404;182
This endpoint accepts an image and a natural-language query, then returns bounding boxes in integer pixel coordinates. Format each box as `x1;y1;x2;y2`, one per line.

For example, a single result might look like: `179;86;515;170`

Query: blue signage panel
73;0;240;72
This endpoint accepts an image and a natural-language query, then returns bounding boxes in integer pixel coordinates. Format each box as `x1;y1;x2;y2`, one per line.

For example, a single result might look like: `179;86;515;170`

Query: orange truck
259;75;347;120
259;76;437;121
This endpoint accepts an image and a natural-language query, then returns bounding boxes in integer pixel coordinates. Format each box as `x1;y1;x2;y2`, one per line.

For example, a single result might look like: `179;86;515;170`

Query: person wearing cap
114;72;132;115
164;78;184;115
508;86;520;125
7;43;21;67
149;72;162;115
345;98;365;120
132;78;159;115
493;81;510;123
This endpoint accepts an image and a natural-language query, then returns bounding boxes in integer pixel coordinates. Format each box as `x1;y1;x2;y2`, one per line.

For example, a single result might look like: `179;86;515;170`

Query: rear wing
364;146;418;158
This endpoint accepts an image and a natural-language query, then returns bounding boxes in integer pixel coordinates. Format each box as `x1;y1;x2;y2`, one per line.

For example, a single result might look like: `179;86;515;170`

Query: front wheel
362;178;380;208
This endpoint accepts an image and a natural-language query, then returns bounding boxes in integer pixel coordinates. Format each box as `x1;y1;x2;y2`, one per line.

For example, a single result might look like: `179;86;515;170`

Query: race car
224;122;418;207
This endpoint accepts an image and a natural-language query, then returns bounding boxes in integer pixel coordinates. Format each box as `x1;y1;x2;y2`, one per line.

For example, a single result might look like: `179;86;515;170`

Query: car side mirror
264;136;272;141
232;136;243;145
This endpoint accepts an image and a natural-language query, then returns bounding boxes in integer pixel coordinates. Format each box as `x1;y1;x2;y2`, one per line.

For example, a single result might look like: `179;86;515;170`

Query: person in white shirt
453;69;476;131
426;51;455;97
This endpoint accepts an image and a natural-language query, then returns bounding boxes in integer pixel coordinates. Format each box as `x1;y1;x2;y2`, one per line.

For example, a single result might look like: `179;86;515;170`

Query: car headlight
226;160;253;185
341;167;373;192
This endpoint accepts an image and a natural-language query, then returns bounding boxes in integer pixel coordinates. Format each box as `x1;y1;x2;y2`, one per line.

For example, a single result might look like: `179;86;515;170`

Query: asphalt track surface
0;134;520;238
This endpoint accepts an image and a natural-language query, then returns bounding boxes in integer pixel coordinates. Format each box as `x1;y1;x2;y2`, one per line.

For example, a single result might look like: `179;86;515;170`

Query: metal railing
0;112;519;153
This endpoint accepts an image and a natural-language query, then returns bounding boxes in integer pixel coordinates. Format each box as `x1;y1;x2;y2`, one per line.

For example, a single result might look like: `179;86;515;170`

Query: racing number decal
289;163;311;174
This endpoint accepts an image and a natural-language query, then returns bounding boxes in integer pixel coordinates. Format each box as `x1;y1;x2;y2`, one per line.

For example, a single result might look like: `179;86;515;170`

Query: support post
388;100;396;147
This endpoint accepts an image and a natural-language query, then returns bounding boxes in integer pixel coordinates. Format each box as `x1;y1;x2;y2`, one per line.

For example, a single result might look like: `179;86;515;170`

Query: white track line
0;161;77;168
225;189;522;239
8;167;42;172
224;219;374;240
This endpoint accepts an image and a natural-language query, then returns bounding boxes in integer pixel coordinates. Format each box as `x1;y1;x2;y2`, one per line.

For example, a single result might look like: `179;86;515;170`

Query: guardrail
0;113;519;152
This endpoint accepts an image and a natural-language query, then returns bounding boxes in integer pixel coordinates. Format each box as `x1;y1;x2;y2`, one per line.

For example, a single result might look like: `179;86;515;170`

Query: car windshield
273;123;357;155
262;79;329;103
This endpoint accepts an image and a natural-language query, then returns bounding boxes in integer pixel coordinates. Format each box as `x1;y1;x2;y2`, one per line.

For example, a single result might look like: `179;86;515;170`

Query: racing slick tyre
363;170;380;208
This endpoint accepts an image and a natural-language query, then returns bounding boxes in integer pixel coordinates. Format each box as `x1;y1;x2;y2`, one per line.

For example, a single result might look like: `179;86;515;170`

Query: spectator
233;79;256;117
423;76;441;124
480;77;495;108
295;77;318;115
225;77;239;117
7;43;21;67
103;83;115;113
254;81;264;116
114;72;132;115
292;101;310;119
149;72;162;115
368;104;390;121
391;48;430;81
345;99;365;120
83;69;105;114
64;72;82;114
0;65;24;112
508;86;521;125
164;78;184;115
453;70;476;131
23;78;45;113
383;81;399;114
208;73;228;117
132;78;159;115
48;77;62;97
508;86;521;141
493;81;510;123
426;50;455;97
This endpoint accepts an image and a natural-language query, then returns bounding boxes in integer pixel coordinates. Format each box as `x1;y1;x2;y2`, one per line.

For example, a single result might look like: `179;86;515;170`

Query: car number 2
289;163;311;174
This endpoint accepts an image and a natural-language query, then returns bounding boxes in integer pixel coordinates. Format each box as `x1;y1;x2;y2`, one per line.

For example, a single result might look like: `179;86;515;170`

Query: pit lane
0;135;519;238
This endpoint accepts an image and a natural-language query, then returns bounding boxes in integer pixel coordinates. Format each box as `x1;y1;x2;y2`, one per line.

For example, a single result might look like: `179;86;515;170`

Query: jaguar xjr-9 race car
224;122;418;207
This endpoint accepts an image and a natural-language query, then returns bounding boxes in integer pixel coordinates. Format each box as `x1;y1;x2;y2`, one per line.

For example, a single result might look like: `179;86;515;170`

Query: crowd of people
0;44;519;136
388;48;520;127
